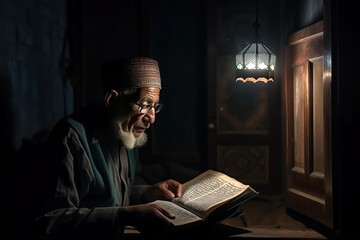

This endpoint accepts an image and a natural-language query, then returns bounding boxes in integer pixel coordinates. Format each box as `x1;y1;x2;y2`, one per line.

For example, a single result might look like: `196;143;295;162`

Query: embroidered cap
101;57;161;91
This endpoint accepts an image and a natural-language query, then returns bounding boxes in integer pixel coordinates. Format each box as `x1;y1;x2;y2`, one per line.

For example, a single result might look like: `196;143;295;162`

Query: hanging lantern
235;0;276;83
235;42;276;83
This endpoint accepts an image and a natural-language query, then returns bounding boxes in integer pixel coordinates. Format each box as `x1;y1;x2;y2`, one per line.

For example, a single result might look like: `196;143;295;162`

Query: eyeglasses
134;102;163;114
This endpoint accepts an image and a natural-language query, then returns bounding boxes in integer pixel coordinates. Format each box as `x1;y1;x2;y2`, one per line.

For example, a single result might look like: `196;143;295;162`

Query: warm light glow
258;62;267;69
235;42;276;83
236;77;274;83
246;62;256;69
236;43;276;71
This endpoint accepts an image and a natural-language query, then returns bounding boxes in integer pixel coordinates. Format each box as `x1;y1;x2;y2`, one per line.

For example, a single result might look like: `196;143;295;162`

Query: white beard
113;120;148;149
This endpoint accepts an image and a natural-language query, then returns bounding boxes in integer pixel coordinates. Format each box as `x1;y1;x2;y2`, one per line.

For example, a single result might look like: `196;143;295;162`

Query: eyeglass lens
136;102;163;113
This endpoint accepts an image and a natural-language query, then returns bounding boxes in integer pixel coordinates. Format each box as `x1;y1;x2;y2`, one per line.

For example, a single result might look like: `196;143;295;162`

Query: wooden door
284;20;333;228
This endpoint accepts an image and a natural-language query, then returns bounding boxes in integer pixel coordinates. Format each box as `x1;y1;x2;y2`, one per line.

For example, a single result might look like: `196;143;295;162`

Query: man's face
111;87;160;149
124;87;160;136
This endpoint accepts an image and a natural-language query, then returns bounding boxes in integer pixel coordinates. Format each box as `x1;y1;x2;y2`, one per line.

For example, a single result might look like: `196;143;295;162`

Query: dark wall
330;0;359;238
82;0;139;105
151;1;207;155
0;0;70;233
283;0;323;34
0;0;71;152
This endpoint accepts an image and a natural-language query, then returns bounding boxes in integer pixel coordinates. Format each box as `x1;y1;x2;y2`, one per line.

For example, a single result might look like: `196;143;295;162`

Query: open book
153;169;259;227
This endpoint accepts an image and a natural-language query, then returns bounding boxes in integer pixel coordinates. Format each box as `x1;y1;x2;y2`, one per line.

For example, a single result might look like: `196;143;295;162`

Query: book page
172;169;253;219
152;200;203;226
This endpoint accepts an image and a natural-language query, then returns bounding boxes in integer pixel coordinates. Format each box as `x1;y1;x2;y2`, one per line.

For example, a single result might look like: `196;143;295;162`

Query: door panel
206;0;282;195
207;54;281;194
215;56;270;185
284;20;333;227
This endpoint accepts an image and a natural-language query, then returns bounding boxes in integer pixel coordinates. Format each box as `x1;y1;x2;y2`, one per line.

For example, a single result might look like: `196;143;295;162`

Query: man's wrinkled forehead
137;87;161;102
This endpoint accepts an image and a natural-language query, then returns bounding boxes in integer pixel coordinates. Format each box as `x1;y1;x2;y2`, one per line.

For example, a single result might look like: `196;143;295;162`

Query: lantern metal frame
235;0;276;83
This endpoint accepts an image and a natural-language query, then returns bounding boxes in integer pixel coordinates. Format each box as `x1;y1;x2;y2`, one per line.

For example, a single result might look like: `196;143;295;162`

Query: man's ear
104;89;119;108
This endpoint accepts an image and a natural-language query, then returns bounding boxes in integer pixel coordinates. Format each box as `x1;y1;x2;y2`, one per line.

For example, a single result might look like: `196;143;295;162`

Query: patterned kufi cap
101;57;161;90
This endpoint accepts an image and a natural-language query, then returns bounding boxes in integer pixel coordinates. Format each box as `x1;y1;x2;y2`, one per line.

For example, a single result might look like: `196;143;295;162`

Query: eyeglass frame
133;101;163;114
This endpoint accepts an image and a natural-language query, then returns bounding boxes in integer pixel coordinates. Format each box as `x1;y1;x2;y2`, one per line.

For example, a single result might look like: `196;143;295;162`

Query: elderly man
34;57;183;238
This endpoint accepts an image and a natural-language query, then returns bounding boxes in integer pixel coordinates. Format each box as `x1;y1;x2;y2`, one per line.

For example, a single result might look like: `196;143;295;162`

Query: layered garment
33;105;146;237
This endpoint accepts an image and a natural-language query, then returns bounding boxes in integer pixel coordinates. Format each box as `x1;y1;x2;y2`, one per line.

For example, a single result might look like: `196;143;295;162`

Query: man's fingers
167;179;183;197
156;206;175;220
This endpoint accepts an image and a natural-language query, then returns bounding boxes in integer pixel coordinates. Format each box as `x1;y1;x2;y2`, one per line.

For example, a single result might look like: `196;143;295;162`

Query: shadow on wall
0;70;16;158
0;70;16;233
0;70;51;234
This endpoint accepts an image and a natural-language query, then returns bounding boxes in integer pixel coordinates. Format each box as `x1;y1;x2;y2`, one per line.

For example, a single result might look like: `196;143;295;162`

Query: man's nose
144;108;156;124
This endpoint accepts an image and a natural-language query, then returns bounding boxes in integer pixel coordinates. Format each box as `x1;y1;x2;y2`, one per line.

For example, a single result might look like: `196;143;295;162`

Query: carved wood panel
284;20;333;228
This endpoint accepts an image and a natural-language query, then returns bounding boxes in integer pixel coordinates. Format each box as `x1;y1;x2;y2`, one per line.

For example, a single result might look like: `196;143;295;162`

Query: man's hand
157;179;183;199
143;179;183;203
117;203;175;235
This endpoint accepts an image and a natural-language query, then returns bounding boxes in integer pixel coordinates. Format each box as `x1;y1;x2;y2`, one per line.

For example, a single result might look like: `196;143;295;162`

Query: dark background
0;0;358;238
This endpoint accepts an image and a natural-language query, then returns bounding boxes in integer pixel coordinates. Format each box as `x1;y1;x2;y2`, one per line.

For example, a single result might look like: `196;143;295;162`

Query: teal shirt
34;106;144;236
66;117;137;207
